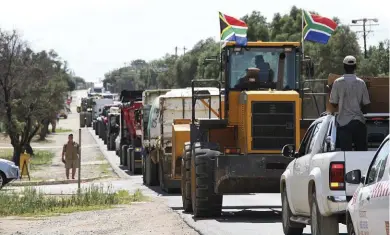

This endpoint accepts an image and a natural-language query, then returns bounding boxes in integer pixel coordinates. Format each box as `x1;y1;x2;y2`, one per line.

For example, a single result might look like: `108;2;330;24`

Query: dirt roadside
0;198;199;235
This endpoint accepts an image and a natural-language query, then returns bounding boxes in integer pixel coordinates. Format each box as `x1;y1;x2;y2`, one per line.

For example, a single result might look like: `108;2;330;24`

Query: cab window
366;139;389;185
298;124;315;156
307;121;323;154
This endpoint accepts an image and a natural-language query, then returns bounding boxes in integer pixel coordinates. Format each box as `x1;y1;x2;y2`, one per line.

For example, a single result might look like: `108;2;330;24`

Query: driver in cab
235;55;275;90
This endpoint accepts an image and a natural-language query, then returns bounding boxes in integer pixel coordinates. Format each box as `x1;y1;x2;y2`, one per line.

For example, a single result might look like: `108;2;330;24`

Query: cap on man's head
68;134;73;137
343;55;356;65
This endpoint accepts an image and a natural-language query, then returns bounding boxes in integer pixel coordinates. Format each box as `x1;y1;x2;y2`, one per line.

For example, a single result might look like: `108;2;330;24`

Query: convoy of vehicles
76;41;389;234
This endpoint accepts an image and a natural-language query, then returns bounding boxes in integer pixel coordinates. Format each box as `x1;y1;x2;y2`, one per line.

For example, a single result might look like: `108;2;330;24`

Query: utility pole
350;18;379;58
174;46;188;56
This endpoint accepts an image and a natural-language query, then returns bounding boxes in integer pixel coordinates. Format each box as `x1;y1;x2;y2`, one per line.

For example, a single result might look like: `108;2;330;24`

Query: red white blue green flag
219;12;248;46
302;10;338;44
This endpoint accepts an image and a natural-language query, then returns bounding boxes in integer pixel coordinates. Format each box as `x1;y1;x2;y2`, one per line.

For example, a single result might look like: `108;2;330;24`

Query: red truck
118;90;144;174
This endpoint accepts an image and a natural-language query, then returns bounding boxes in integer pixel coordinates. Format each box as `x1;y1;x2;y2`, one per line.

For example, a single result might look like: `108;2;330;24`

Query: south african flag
219;12;248;46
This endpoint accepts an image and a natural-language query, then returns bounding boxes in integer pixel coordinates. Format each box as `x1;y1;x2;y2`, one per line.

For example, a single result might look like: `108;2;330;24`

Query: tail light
224;148;241;154
329;162;345;190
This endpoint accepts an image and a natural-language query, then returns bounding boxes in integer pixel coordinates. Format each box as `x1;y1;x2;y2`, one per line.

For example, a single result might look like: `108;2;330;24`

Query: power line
350;18;379;58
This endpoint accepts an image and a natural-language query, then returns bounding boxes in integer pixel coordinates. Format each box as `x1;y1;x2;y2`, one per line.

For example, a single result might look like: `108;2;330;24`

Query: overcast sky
0;0;388;82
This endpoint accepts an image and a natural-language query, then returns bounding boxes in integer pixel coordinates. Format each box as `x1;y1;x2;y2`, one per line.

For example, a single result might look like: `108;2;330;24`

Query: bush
0;185;145;216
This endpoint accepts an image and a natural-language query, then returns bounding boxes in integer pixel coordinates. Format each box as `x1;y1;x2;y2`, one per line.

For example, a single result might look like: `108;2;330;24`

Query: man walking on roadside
62;134;80;179
329;55;371;151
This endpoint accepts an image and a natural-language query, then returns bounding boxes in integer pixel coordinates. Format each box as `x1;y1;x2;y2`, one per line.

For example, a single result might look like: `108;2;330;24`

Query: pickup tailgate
344;151;376;195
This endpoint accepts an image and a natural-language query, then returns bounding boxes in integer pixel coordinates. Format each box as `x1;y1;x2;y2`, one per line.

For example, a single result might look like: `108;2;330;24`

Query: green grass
55;128;72;133
0;185;146;216
98;163;111;175
0;150;54;169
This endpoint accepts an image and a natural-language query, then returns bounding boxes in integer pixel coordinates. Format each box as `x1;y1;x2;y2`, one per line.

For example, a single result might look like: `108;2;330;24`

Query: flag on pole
302;10;338;44
219;12;248;46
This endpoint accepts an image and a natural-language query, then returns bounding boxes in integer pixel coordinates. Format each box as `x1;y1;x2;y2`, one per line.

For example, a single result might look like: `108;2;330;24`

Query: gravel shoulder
0;198;199;235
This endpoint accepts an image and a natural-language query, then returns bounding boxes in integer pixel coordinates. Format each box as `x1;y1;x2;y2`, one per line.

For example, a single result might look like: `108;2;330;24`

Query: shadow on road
189;209;281;223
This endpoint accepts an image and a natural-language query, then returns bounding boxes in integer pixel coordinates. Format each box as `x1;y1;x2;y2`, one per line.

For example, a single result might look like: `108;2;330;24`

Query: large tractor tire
99;122;106;141
142;153;146;184
86;113;92;127
191;145;222;218
107;135;111;151
121;145;128;167
79;112;86;128
127;146;134;174
145;150;158;186
110;135;116;151
95;121;99;135
181;143;192;212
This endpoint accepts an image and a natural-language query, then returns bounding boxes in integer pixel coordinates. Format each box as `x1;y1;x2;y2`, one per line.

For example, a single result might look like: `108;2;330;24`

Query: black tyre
107;136;111;150
191;146;222;218
0;171;6;189
142;153;146;184
95;121;99;135
181;143;192;212
110;135;116;151
281;189;304;235
145;151;158;186
347;213;356;235
86;113;92;127
127;147;132;172
310;191;339;235
121;145;128;166
79;112;86;128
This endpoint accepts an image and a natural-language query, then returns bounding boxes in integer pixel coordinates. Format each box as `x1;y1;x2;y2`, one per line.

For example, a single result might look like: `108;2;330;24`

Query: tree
0;30;71;165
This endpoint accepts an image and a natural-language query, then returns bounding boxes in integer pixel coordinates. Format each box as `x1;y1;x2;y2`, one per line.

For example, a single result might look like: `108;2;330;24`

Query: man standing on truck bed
329;55;371;151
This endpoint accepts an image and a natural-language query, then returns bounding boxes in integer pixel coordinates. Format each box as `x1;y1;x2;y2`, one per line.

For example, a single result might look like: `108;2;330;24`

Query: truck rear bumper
215;154;292;194
323;196;348;215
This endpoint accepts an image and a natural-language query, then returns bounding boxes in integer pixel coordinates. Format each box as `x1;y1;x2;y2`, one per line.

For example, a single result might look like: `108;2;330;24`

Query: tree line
103;6;389;92
0;29;84;165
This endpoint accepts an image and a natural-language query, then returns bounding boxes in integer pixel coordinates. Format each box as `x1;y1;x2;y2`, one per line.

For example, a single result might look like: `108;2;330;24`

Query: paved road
67;90;349;235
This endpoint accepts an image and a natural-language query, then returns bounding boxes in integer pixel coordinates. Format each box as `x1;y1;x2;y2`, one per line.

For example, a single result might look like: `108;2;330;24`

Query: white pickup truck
280;113;389;235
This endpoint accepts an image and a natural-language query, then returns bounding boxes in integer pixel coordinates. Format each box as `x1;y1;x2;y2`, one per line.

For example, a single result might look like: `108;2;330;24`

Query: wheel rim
311;200;319;235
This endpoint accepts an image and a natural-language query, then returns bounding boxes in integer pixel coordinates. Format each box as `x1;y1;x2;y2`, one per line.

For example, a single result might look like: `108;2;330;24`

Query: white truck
143;87;221;192
280;113;389;235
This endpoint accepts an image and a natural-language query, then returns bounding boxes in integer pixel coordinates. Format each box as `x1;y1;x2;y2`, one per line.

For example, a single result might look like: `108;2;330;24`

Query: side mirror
360;176;366;184
77;106;81;113
345;170;362;184
282;144;296;158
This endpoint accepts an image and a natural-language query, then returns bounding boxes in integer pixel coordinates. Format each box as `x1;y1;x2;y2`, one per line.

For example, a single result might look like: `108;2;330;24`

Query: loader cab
225;42;300;92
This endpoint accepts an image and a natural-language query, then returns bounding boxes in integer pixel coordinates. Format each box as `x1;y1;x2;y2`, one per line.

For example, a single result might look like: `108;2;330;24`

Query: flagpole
301;9;305;58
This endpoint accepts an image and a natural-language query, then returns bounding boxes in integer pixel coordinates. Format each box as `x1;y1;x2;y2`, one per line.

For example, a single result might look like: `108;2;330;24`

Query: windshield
228;47;298;90
94;88;103;93
103;95;113;99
